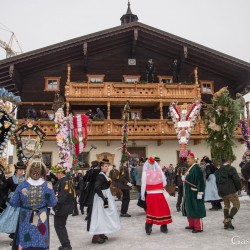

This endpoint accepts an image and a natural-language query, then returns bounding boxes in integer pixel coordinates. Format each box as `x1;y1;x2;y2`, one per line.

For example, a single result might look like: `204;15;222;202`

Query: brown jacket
119;166;131;190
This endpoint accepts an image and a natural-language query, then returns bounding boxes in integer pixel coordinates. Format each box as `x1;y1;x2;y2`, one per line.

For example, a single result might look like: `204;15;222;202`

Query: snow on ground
0;195;249;250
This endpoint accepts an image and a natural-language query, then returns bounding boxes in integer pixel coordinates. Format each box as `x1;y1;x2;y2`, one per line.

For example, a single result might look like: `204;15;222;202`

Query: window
42;152;52;166
157;75;173;84
87;74;105;83
78;152;90;169
200;81;214;94
44;77;60;91
123;75;141;83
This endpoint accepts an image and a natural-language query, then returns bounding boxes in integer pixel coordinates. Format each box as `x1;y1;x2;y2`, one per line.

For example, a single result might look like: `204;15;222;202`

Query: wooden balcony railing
65;82;201;101
15;119;245;141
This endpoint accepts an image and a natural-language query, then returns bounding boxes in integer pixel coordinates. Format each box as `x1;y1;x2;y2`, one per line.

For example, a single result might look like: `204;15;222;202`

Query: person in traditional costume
0;161;26;241
119;160;133;217
175;165;187;212
79;160;100;225
240;152;250;196
182;152;206;233
89;159;121;244
53;165;75;250
10;158;57;250
71;165;83;216
0;164;7;213
141;157;172;235
203;156;222;210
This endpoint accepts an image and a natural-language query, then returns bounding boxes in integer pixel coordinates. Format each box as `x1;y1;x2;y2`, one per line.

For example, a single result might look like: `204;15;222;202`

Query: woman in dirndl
89;159;121;244
0;162;26;241
141;157;172;235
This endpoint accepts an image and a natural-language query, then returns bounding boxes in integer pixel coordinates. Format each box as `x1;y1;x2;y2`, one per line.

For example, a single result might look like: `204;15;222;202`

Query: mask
30;163;42;180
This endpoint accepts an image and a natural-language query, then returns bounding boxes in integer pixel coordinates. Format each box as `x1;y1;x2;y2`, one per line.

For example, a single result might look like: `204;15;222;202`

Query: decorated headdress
25;156;47;180
51;165;66;174
141;157;167;200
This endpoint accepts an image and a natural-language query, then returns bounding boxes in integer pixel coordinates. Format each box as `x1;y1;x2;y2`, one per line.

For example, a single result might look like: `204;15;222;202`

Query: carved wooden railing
65;82;201;100
15;119;245;140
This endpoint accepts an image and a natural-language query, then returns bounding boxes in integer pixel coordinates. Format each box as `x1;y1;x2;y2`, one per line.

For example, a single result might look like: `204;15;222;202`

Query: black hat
154;156;161;162
14;161;26;170
45;162;51;169
202;156;210;163
91;160;99;166
101;158;110;164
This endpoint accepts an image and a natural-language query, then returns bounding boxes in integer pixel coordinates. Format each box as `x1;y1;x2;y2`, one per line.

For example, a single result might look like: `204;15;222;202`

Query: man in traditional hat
183;152;206;233
53;166;75;250
71;165;83;216
119;161;133;217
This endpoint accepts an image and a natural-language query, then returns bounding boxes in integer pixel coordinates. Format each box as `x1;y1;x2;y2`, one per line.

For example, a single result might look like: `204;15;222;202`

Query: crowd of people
0;151;249;249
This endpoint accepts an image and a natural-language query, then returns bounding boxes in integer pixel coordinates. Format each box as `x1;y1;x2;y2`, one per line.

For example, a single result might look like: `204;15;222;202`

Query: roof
0;22;249;93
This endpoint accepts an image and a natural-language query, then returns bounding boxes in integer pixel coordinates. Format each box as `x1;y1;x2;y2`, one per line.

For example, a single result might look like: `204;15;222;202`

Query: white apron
89;174;121;235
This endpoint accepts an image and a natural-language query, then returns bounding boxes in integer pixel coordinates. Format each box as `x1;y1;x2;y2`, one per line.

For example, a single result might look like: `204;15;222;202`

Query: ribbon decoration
239;119;250;150
69;114;89;156
0;106;16;158
54;108;71;170
169;100;202;159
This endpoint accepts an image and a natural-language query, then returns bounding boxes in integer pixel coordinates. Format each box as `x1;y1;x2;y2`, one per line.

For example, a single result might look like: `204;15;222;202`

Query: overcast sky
0;0;250;63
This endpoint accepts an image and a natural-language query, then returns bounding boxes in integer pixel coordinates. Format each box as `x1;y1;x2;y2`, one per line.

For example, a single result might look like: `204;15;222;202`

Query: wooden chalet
1;3;250;167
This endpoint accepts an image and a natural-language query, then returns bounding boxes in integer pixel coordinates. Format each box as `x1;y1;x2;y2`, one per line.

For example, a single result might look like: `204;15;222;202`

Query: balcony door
127;147;146;159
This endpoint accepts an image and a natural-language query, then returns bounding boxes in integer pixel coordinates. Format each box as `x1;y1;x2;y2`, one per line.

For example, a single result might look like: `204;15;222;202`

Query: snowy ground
0;194;249;250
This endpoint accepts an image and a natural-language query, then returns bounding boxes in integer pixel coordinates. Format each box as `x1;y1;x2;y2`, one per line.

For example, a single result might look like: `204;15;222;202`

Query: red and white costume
141;159;172;225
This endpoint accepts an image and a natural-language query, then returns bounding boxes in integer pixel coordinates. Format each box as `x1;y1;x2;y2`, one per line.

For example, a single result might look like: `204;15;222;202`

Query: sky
0;0;250;63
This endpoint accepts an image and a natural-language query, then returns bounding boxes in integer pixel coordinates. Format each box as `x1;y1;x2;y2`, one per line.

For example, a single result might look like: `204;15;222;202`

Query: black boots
223;207;238;230
160;224;168;233
92;235;105;244
145;223;153;235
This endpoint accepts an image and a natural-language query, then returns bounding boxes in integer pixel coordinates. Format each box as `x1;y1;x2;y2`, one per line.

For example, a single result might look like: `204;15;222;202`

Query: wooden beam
83;42;88;73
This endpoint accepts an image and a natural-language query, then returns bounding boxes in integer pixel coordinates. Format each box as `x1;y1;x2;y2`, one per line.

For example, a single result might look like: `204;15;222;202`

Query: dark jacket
119;166;131;190
46;172;58;186
79;168;100;207
53;176;75;216
215;164;241;197
71;172;83;192
241;162;250;181
95;173;111;200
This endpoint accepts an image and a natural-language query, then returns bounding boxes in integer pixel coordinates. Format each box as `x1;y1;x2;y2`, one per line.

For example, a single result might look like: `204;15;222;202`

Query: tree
204;87;240;163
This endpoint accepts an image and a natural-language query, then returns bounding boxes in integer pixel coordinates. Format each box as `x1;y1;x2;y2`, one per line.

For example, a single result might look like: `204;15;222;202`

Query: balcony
15;119;244;142
65;82;201;103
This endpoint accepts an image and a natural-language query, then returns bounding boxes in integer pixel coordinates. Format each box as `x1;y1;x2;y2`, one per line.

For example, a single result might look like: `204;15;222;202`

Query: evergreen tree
204;88;240;163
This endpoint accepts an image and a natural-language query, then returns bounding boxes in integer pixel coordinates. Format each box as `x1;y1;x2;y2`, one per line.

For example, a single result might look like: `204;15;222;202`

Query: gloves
181;175;186;182
197;193;203;200
103;198;109;208
127;182;133;187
